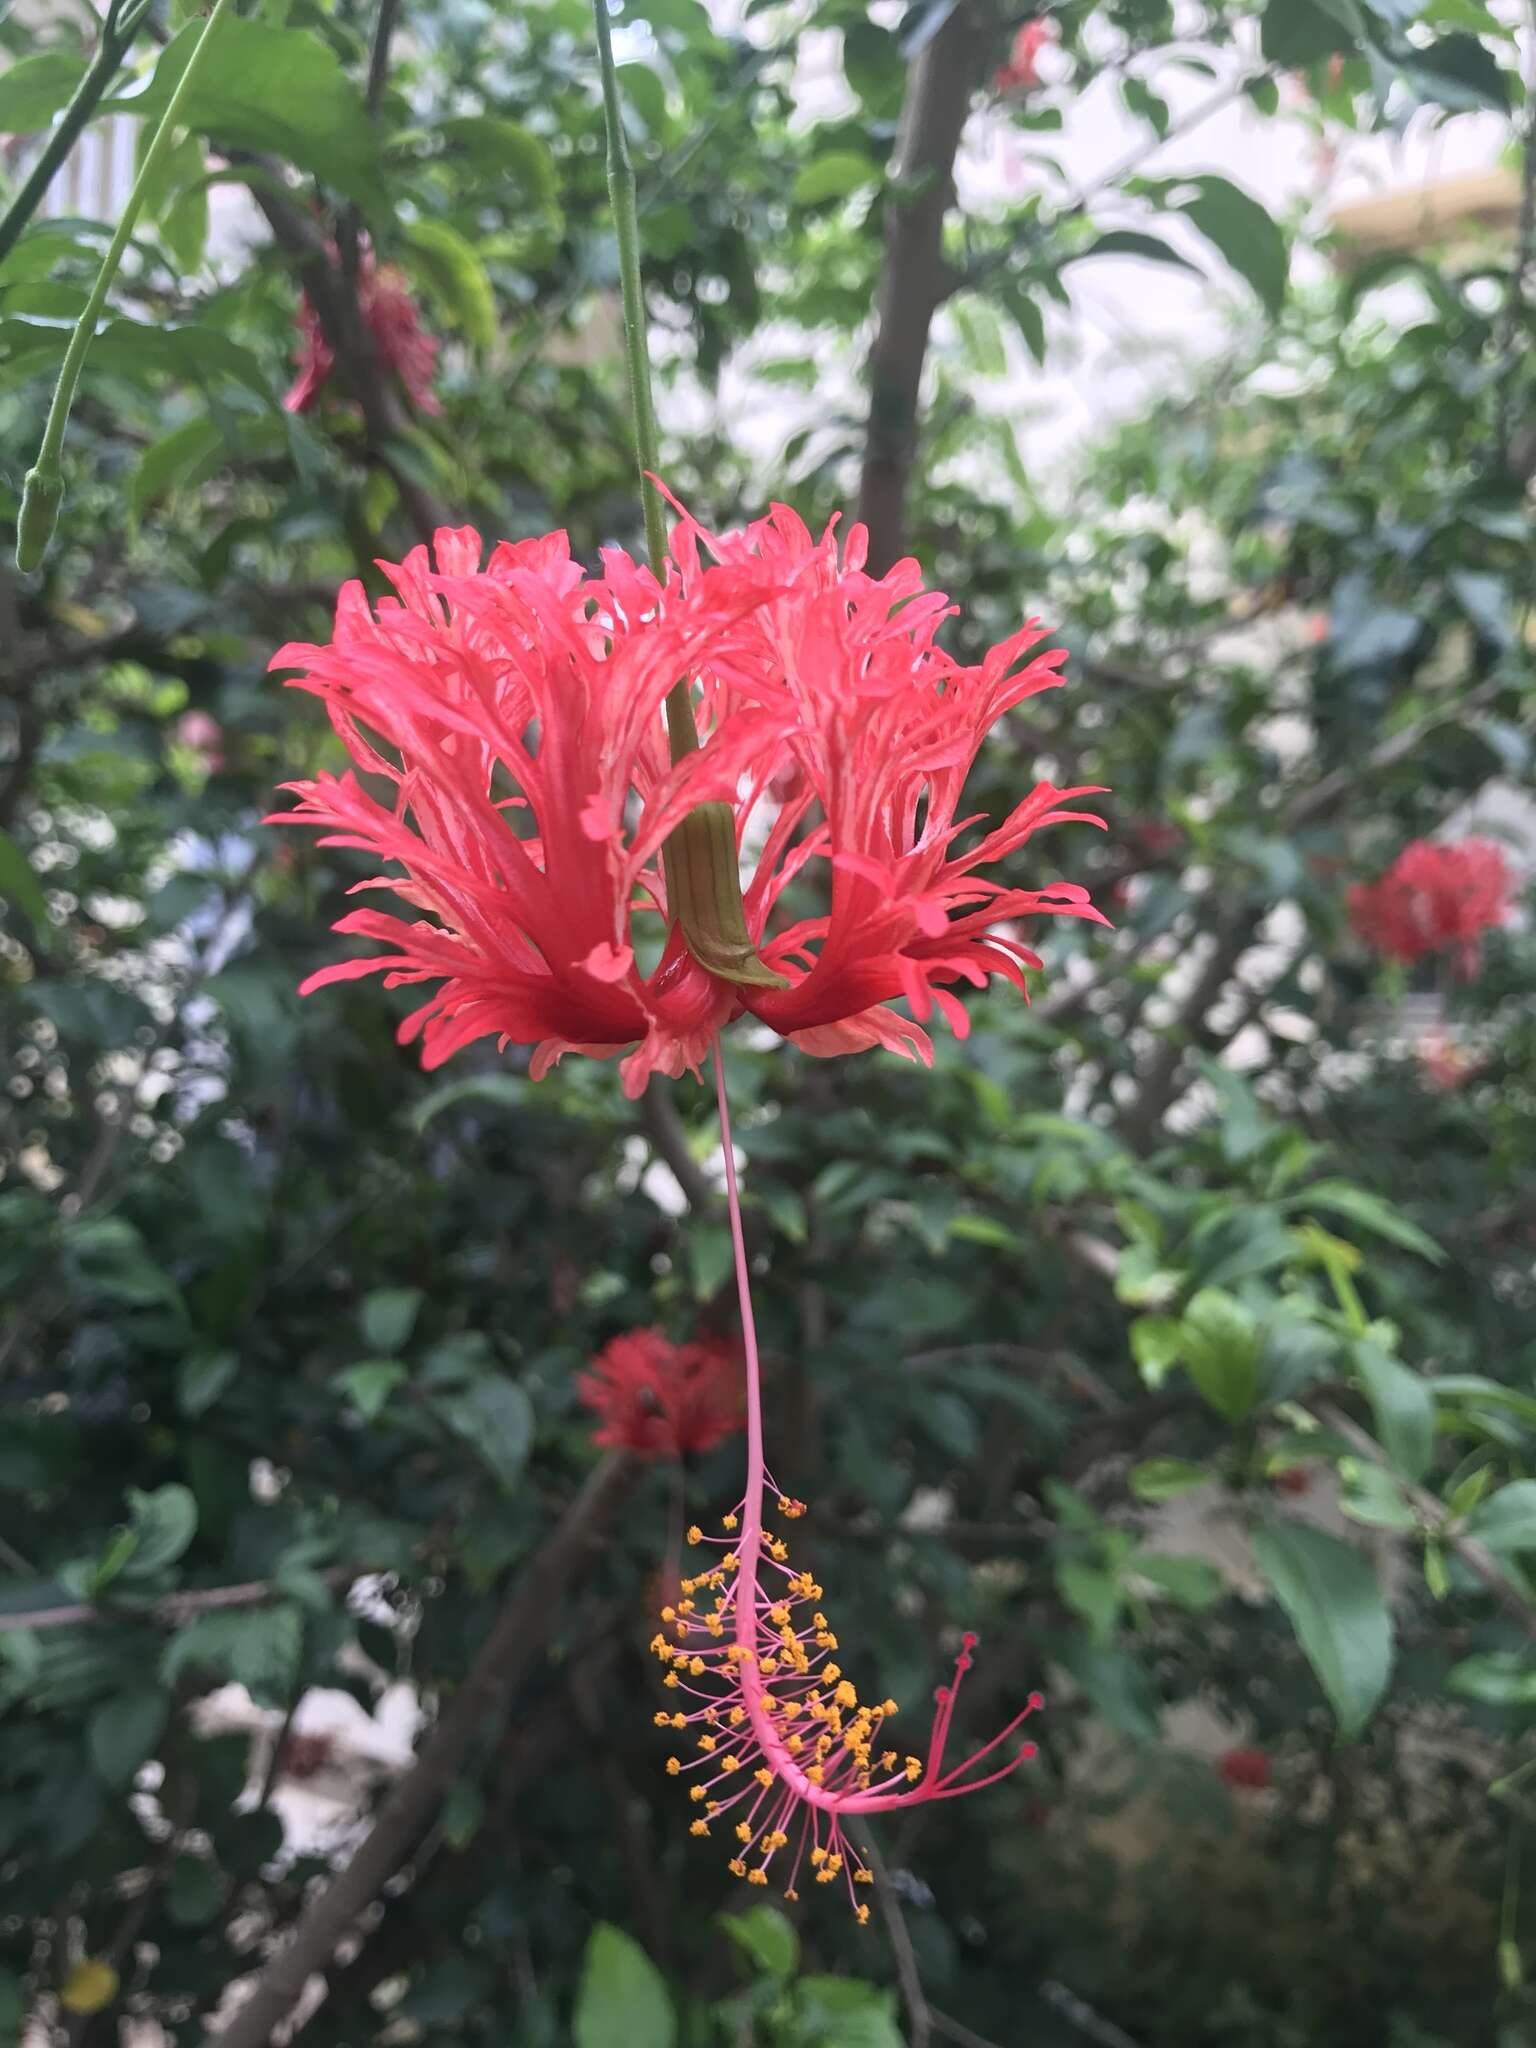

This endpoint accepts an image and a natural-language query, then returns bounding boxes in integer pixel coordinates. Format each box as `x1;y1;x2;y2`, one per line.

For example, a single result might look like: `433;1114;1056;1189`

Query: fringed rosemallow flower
579;1327;741;1457
283;242;441;417
269;496;1106;1093
647;1057;1043;1918
270;491;1105;1912
994;17;1052;95
1347;838;1514;978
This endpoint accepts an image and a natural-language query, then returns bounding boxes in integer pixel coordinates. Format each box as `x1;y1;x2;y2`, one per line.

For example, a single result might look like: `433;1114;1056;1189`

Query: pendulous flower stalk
649;1041;1043;1915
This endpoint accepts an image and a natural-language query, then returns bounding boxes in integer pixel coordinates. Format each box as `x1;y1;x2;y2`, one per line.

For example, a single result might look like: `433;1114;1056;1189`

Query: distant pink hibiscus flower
1348;838;1514;978
284;242;441;417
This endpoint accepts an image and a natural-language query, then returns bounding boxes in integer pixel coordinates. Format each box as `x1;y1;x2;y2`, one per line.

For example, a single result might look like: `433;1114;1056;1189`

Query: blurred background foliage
2;0;1535;2043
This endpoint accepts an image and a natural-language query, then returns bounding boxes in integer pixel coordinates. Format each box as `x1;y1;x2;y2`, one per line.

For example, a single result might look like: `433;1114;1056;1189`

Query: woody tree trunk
855;3;989;576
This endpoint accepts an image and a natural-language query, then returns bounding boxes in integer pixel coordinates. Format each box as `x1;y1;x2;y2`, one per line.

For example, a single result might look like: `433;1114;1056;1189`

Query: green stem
587;0;784;990
0;0;152;271
15;0;236;573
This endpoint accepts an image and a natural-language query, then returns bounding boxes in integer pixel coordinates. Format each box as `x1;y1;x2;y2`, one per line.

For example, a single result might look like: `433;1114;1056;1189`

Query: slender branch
931;2008;1007;2048
1038;1981;1145;2048
0;0;152;269
16;0;237;570
856;2;986;575
0;1565;363;1635
638;1087;715;1215
855;1829;931;2048
209;1453;634;2048
365;0;402;116
1309;1399;1536;1646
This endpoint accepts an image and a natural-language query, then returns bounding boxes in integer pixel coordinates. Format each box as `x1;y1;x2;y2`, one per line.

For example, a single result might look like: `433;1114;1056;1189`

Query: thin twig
854;1829;930;2048
0;1565;362;1635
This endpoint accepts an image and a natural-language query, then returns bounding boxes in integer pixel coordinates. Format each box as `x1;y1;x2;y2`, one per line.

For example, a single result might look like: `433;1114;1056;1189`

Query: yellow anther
729;1707;746;1726
653;1712;671;1727
768;1539;788;1562
690;1819;710;1837
824;1664;841;1683
760;1657;778;1675
703;1706;719;1724
660;1607;676;1623
768;1831;789;1851
854;1868;873;1885
664;1673;680;1688
678;1599;695;1616
748;1867;768;1885
880;1750;897;1770
825;1854;842;1875
815;1632;839;1651
816;1864;835;1883
706;1615;724;1637
810;1847;827;1867
780;1700;801;1721
688;1657;705;1677
754;1768;774;1788
721;1755;741;1772
722;1513;739;1531
881;1699;898;1718
722;1553;739;1572
679;1578;696;1595
687;1525;704;1545
904;1756;922;1783
666;1759;681;1776
807;1766;824;1785
834;1681;857;1710
672;1714;686;1729
707;1801;720;1815
698;1735;717;1752
855;1903;870;1926
786;1887;800;1902
690;1786;706;1802
769;1605;790;1627
728;1858;747;1878
736;1821;752;1843
813;1613;828;1629
787;1734;803;1754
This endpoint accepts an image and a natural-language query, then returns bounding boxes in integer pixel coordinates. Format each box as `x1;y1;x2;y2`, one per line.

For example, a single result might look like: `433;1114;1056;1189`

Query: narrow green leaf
1354;1340;1435;1483
1464;1481;1536;1554
793;151;877;205
403;218;496;354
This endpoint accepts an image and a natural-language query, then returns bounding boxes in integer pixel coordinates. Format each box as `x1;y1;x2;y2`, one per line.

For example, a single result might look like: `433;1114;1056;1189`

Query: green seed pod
15;466;63;573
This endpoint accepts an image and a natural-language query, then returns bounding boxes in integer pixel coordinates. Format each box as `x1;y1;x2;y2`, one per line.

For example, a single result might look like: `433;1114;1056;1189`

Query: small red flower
1271;1465;1312;1496
994;18;1052;95
1217;1746;1271;1791
284;244;441;417
268;496;1106;1094
578;1328;742;1458
1347;839;1514;978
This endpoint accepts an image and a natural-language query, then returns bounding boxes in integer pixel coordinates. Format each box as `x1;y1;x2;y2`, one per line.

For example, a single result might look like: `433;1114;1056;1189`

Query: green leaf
106;20;386;214
1152;173;1289;316
410;1072;526;1129
1292;1180;1444;1262
1399;31;1509;111
1053;1638;1160;1742
0;825;49;931
1057;1560;1121;1640
573;1925;675;2048
1180;1289;1261;1422
793;151;877;205
1354;1341;1435;1484
1129;1315;1181;1388
122;1484;198;1577
437;116;559;212
438;1378;533;1491
1130;1551;1224;1609
1115;1244;1181;1309
89;1687;168;1786
178;1349;239;1418
0;51;88;131
1261;0;1360;65
1;316;270;400
1250;1521;1393;1738
1068;229;1202;275
1448;1653;1536;1706
360;1287;423;1354
719;1902;798;1980
1129;1458;1210;1502
402;218;496;355
1464;1482;1536;1554
1338;1460;1417;1531
794;1979;903;2048
130;416;223;520
336;1360;407;1421
161;1605;303;1705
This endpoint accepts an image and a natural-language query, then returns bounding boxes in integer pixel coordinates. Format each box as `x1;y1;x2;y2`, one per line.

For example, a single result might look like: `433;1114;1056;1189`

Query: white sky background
677;2;1520;495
